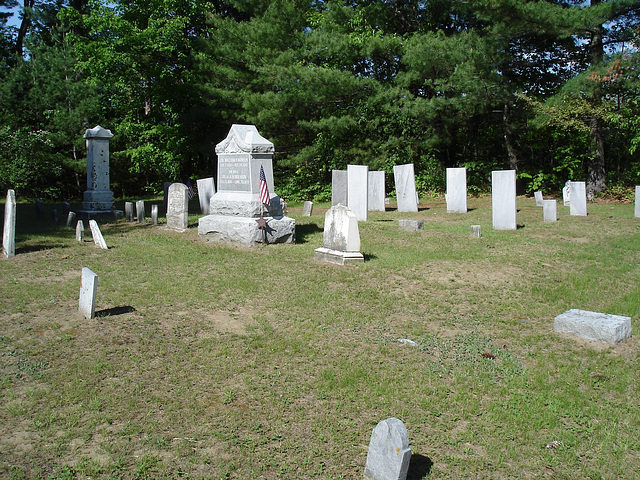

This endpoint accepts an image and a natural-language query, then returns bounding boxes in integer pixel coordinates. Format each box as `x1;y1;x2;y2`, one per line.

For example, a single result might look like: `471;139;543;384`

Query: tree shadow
15;244;61;254
295;223;323;244
96;306;136;317
407;453;433;479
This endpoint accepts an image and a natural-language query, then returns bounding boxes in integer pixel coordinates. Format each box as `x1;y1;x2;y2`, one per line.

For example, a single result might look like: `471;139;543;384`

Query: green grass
0;195;639;479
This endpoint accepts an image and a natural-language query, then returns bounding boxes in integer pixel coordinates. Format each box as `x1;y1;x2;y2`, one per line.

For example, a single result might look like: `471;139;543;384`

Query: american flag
259;165;270;206
186;179;195;199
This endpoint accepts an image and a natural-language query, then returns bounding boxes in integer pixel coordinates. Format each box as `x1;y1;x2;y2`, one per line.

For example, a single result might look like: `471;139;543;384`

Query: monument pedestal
198;215;295;247
313;247;364;265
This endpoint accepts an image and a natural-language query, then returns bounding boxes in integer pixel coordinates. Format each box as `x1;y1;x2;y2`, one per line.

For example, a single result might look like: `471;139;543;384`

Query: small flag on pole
259;165;270;206
186;179;195;199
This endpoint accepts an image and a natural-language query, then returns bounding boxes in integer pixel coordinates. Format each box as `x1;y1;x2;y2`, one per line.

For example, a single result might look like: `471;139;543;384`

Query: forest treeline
0;0;638;201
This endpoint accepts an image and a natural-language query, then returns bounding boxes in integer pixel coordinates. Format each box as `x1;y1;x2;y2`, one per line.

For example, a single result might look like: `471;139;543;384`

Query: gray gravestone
166;183;189;231
89;220;108;249
136;200;145;223
364;418;411;480
398;219;423;231
569;181;587;216
3;189;16;258
125;202;134;222
66;211;76;228
302;201;313;216
562;181;571;206
446;167;467;213
554;309;632;345
491;170;517;230
534;190;544;206
543;199;557;222
314;204;364;265
197;177;216;215
348;164;369;221
82;126;115;212
368;171;386;212
470;225;482;238
393;164;418;213
76;220;84;242
332;169;348;206
151;204;158;225
79;267;98;319
635;186;640;218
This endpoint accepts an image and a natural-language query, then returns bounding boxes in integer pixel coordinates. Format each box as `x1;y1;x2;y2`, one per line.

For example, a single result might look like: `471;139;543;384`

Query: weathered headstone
398;219;423;231
534;190;544;206
368;171;386;212
79;267;98;319
3;189;16;258
314;204;364;265
35;199;44;217
125;202;134;222
196;177;216;215
347;164;369;221
562;181;571;206
332;170;348;206
635;186;640;218
393;164;418;213
166;183;189;231
81;126;115;212
569;181;587;216
76;220;84;242
89;220;108;250
554;309;632;345
364;418;411;480
151;204;158;225
302;201;313;216
491;170;517;230
543;199;557;222
445;167;467;213
66;211;76;228
136;200;145;224
470;225;482;238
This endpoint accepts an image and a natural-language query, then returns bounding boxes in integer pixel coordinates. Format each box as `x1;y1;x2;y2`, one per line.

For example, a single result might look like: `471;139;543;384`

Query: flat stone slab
554;309;632;345
314;247;364;265
398;219;423;231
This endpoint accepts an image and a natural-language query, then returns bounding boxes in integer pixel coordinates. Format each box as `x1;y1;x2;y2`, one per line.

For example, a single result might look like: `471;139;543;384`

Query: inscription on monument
219;155;251;192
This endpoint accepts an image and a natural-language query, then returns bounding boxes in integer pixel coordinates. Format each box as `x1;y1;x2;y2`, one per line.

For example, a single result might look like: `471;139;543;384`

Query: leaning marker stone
554;309;632;345
76;220;84;242
79;267;98;319
66;211;76;228
3;189;16;258
89;220;108;250
364;418;411;480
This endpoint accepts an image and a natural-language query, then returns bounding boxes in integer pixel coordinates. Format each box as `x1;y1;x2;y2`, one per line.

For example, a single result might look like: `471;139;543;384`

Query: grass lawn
1;194;639;479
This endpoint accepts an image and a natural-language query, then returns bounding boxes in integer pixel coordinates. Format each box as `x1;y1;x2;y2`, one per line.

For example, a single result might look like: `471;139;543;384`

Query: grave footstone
491;170;517;230
197;177;216;215
368;171;386;212
332;170;348;206
314;204;364;265
635;186;640;218
470;225;481;238
398;219;423;231
136;200;145;223
364;418;411;480
569;181;587;216
3;189;16;258
347;164;369;221
81;126;116;213
534;191;544;206
302;201;313;216
89;220;108;249
66;211;76;228
562;181;571;206
76;220;84;242
393;164;418;213
543;199;557;222
166;183;189;231
554;309;632;345
79;267;98;319
151;204;158;225
125;202;134;222
446;167;467;213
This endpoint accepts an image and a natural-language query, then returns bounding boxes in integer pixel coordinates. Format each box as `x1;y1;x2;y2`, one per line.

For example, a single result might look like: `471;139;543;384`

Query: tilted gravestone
89;220;108;250
166;183;189;231
554;309;632;345
534;190;544;206
543;199;557;222
393;164;418;213
197;177;216;215
66;211;76;228
136;200;145;223
76;220;84;242
347;164;369;221
79;267;98;319
302;201;313;216
446;167;467;213
569;181;587;216
3;189;16;258
364;418;411;480
368;171;386;212
81;126;115;213
314;204;364;265
491;170;517;230
332;169;348;206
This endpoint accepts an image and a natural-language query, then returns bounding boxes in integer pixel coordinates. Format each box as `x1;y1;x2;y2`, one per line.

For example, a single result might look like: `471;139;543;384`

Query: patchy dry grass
1;195;639;479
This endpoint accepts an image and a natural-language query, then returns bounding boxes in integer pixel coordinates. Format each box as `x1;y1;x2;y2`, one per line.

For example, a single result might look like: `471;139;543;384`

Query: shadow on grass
96;306;136;317
295;223;323;244
407;453;433;479
15;244;63;254
363;252;378;261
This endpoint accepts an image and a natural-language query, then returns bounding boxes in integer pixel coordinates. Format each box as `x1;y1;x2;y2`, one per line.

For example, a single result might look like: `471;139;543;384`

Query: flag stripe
259;166;270;206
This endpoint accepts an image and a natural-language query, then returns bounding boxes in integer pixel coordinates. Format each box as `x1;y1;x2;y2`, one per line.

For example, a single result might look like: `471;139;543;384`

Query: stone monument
198;125;295;246
197;177;216;215
368;171;386;212
569;181;587;216
81;126;116;215
348;164;369;221
491;170;517;230
364;418;411;480
393;164;418;212
332;169;348;206
314;204;364;265
166;183;189;231
3;189;16;258
446;167;467;213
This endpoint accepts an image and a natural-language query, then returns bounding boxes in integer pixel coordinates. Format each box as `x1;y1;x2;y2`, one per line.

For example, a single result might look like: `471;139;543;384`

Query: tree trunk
14;0;34;59
587;0;606;194
503;103;518;171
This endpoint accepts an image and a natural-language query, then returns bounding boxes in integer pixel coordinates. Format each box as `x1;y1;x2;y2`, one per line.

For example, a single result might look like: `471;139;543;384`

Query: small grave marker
314;204;364;265
3;189;16;258
446;167;467;213
302;201;313;216
563;181;571;206
79;267;98;319
66;211;76;228
554;309;632;345
398;219;423;231
76;220;84;242
166;183;189;231
534;191;544;206
368;171;386;212
364;418;411;480
151;204;158;225
125;202;134;222
543;199;557;222
332;170;348;206
197;177;216;215
136;200;145;223
569;181;587;216
89;220;108;249
470;225;481;237
491;170;517;230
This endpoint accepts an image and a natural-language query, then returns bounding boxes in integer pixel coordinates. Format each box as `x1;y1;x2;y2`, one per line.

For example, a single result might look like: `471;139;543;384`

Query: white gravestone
314;204;364;265
332;170;348;206
89;220;108;249
302;201;313;216
66;211;76;228
197;177;216;215
348;164;369;221
76;220;84;242
364;418;411;480
151;204;158;225
470;225;481;238
3;189;16;258
635;186;640;218
562;181;571;206
534;190;544;206
368;171;386;212
166;183;189;231
79;267;98;319
569;181;587;216
543;199;557;222
554;309;632;345
491;170;517;230
125;202;134;222
445;167;467;213
136;200;145;223
393;164;418;212
82;126;115;212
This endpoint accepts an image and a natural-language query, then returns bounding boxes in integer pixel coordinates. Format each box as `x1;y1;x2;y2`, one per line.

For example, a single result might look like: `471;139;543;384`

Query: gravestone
332;170;348;206
470;225;481;238
66;211;76;228
79;267;98;319
635;186;640;218
562;181;571;206
398;219;423;231
364;418;411;480
197;177;216;214
491;170;517;230
393;164;418;213
314;204;364;265
81;126;115;213
76;220;84;242
554;309;632;345
543;199;557;222
89;220;108;249
302;201;313;216
3;189;16;258
534;191;544;206
347;164;369;221
136;200;145;223
445;167;467;213
368;171;386;212
124;202;134;222
151;204;158;225
166;183;189;231
569;181;587;216
35;199;44;217
198;125;295;246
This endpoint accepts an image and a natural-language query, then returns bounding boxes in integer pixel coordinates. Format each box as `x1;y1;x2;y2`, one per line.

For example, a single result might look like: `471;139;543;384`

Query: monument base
314;247;364;265
210;192;283;217
198;215;295;247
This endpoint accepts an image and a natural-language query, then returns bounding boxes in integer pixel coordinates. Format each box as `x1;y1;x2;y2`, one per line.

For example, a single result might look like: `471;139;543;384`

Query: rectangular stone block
368;171;386;212
125;202;134;222
136;200;145;223
66;211;76;228
151;204;158;225
197;177;216;214
569;181;587;216
393;164;418;213
76;220;84;242
446;167;467;213
543;199;557;222
302;201;313;216
491;170;517;230
3;189;16;258
79;267;98;319
331;170;348;206
534;190;544;206
347;164;369;221
470;225;481;238
398;219;423;231
635;186;640;218
166;183;189;231
554;309;632;345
